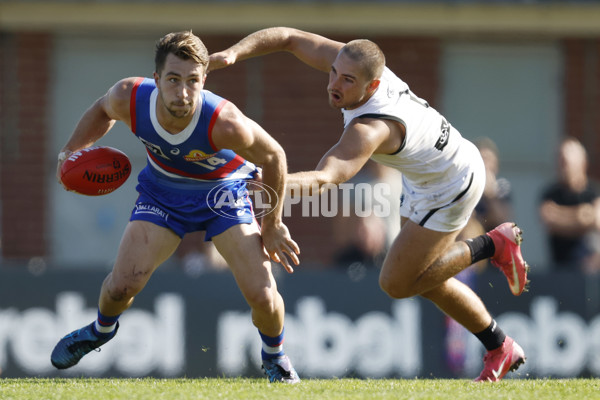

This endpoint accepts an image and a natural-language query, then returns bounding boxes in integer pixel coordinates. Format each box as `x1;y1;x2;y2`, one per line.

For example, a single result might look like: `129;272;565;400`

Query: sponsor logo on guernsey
184;150;217;162
434;118;450;151
138;137;170;160
387;86;396;99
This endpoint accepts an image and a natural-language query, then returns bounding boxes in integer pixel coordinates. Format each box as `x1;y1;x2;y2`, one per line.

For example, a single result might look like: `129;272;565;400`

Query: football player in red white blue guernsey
51;31;301;383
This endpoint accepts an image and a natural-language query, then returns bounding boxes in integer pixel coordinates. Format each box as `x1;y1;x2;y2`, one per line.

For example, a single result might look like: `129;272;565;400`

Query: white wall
49;33;158;268
441;41;562;271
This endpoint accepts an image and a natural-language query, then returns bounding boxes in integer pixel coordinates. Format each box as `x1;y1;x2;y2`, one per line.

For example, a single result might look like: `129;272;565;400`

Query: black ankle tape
474;319;506;351
465;234;495;264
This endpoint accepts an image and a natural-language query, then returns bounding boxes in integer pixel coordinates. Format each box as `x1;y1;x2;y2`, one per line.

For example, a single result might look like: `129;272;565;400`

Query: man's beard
166;101;193;118
160;91;194;118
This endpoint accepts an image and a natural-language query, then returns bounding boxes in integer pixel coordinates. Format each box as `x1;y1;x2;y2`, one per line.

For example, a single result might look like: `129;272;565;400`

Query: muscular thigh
211;222;275;294
381;217;461;285
111;220;181;286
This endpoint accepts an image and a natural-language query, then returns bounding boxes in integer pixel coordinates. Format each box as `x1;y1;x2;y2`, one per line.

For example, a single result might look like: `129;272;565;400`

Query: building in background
1;1;600;271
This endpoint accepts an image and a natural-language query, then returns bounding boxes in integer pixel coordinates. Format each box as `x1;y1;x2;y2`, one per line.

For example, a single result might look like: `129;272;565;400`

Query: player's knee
107;284;136;302
246;287;278;314
379;276;414;299
105;274;146;302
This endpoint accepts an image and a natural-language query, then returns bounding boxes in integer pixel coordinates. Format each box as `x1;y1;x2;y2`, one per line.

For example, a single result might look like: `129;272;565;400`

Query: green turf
0;378;598;400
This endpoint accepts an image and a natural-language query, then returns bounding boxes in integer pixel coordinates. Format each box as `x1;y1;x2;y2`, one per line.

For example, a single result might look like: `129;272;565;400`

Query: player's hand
56;150;73;190
261;221;300;273
252;167;263;184
208;51;237;72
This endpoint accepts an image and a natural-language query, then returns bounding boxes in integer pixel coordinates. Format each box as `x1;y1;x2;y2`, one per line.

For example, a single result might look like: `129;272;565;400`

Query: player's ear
369;79;380;92
153;71;160;86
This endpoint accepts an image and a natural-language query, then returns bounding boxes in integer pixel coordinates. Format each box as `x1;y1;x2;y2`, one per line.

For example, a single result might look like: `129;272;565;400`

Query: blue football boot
262;355;301;384
51;322;118;369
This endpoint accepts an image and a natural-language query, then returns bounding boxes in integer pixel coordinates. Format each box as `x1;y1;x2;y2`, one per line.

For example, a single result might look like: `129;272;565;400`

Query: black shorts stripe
418;173;474;227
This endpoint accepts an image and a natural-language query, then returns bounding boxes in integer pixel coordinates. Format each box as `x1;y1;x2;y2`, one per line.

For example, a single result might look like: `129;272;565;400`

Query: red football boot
486;222;530;296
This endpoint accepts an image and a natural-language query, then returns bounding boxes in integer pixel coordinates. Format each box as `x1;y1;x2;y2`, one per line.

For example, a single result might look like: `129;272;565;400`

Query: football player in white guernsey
210;27;529;382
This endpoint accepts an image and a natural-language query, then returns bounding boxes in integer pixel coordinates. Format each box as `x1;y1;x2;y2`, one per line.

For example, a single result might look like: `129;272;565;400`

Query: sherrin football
60;146;131;196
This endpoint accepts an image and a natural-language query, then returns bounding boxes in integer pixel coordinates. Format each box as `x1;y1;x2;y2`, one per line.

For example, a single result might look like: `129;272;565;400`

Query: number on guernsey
194;156;227;170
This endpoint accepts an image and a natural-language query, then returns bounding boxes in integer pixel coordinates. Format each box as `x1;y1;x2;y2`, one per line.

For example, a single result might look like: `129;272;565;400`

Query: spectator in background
539;137;600;273
176;232;228;276
333;212;388;271
333;160;401;273
456;137;514;268
473;137;514;232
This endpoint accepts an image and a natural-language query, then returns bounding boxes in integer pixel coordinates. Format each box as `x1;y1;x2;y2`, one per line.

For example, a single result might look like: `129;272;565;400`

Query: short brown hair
340;39;385;81
155;31;209;74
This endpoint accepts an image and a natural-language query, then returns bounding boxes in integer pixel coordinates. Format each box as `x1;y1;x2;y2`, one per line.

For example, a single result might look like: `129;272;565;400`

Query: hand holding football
59;146;131;196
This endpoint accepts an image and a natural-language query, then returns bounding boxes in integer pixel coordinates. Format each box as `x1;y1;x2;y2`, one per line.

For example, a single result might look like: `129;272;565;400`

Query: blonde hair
340;39;385;81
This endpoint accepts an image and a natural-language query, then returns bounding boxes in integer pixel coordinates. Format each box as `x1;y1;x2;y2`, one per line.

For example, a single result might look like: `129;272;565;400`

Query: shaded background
1;0;600;379
2;0;600;270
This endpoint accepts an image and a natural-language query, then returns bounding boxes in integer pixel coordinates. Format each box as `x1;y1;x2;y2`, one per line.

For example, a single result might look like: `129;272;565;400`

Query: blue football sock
93;309;120;337
259;328;285;360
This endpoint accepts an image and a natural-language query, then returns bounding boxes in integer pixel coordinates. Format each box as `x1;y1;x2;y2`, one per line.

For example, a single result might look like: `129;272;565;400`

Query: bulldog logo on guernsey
207;181;276;219
183;150;216;162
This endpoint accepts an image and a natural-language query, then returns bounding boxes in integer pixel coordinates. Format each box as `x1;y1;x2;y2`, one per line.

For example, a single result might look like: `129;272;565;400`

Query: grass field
0;378;598;400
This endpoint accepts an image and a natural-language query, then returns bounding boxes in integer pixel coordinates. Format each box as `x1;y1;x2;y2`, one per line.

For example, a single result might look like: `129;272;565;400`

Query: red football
60;146;131;196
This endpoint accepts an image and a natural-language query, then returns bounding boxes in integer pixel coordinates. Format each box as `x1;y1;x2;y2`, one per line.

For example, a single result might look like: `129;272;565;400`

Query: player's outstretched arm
211;102;300;272
288;119;390;193
56;78;136;182
208;27;344;73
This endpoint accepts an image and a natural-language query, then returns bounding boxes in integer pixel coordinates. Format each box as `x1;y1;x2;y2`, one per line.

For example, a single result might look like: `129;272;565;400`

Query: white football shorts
400;154;485;233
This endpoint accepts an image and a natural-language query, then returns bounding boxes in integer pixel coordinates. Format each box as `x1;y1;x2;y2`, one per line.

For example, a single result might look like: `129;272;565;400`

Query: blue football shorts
130;168;255;240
